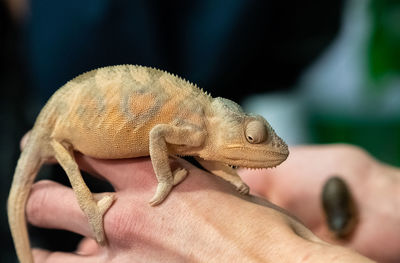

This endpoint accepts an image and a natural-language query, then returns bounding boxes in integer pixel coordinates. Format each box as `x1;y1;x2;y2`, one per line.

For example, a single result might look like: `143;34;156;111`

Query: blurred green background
308;0;400;166
244;0;400;166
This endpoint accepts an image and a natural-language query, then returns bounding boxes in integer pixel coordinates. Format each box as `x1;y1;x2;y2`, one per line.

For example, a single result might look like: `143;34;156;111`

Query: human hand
24;152;372;262
240;144;400;263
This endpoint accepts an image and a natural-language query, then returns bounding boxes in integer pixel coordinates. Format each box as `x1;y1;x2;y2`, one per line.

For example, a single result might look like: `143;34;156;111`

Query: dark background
6;0;397;261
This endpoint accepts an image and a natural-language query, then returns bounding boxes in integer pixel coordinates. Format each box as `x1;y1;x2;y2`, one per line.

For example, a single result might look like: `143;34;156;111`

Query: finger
75;154;196;192
20;131;198;191
74;154;156;191
19;130;150;189
76;238;100;256
26;180;93;239
33;248;98;263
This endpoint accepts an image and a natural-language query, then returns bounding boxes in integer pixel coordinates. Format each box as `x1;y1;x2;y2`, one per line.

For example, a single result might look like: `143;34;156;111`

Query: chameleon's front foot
236;182;250;195
88;193;116;245
172;167;188;186
149;182;173;206
149;168;188;206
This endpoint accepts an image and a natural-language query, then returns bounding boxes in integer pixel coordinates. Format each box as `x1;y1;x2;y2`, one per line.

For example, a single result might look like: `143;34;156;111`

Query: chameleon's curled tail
8;137;43;263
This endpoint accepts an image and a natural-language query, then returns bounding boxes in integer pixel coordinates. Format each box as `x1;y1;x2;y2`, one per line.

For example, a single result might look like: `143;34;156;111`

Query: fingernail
321;176;358;238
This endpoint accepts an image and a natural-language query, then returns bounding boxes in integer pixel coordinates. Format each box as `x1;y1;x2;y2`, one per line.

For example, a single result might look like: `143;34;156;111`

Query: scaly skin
7;65;289;263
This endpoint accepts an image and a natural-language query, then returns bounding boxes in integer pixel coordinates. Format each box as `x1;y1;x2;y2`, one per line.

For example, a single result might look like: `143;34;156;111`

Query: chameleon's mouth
222;155;288;169
225;163;280;170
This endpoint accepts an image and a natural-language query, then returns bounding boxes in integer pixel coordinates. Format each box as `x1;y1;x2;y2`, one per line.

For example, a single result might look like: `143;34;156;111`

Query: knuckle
107;211;135;239
32;248;50;262
106;207;145;243
26;181;53;225
336;143;369;158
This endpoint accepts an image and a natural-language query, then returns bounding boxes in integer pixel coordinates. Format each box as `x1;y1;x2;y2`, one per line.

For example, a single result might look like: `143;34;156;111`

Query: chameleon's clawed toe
237;183;250;195
149;182;173;206
173;168;188;186
95;193;116;214
87;208;106;245
87;193;116;246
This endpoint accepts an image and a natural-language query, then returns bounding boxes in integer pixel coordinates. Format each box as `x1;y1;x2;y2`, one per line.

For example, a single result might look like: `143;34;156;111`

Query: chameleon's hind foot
94;193;116;215
88;193;116;245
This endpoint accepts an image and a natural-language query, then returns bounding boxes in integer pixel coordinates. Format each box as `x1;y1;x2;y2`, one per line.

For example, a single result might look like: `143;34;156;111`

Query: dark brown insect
321;176;358;238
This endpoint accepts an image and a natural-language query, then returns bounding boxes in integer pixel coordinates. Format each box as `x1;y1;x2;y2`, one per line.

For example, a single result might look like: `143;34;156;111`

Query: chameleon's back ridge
8;65;289;263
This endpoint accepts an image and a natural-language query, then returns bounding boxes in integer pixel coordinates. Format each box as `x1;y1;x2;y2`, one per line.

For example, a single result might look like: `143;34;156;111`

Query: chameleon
7;64;289;263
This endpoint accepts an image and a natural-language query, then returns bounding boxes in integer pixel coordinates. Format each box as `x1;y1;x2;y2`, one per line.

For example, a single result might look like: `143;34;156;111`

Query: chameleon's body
8;65;289;263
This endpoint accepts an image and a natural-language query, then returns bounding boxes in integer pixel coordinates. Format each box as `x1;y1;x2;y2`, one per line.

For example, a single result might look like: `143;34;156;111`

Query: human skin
23;152;374;262
240;144;400;263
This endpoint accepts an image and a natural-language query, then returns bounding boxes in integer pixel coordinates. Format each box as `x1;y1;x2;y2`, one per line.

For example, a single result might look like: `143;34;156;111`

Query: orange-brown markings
52;65;210;159
128;93;157;118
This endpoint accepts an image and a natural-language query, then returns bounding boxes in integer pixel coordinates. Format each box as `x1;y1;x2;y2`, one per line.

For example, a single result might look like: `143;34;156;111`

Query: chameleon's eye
245;120;267;144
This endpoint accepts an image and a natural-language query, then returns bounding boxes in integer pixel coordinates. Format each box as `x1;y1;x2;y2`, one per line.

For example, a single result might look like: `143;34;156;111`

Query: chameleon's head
204;97;289;169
